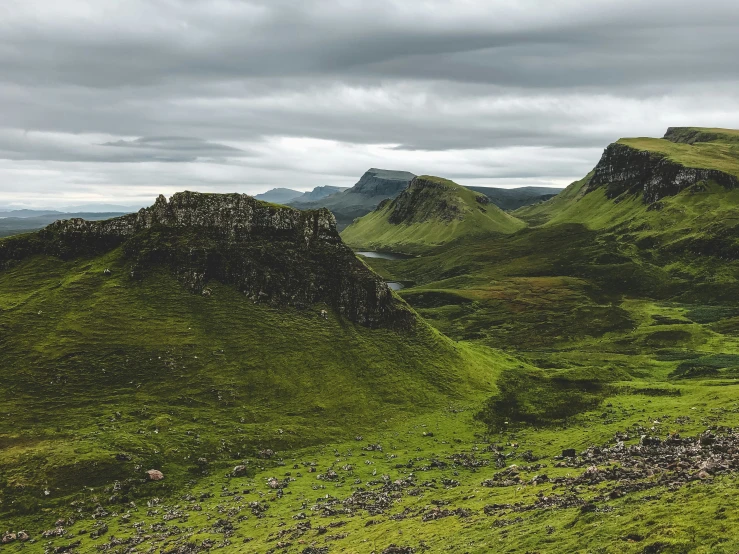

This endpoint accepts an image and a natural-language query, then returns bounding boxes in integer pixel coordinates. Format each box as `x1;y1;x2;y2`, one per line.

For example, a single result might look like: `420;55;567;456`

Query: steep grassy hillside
516;127;739;231
342;176;526;254
0;194;507;530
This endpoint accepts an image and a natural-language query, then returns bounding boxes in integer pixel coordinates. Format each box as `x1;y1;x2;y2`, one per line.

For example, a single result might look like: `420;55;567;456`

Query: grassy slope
619;133;739;177
342;176;525;254
0;247;510;523
16;382;739;554
517;127;739;230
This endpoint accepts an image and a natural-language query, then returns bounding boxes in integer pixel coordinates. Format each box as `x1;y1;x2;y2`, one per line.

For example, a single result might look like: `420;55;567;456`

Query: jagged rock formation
0;192;414;329
587;142;739;204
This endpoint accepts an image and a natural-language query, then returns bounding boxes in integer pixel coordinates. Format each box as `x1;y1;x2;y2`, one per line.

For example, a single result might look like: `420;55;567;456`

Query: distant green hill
0;192;502;522
342;176;526;253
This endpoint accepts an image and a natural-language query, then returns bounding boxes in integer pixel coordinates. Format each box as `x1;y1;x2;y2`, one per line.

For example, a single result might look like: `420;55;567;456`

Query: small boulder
639;435;661;447
562;448;576;458
146;469;164;481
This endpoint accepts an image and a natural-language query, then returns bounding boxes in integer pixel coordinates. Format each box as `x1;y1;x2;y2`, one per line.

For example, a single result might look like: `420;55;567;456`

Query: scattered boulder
302;547;329;554
146;469;165;481
382;546;415;554
640;435;661;447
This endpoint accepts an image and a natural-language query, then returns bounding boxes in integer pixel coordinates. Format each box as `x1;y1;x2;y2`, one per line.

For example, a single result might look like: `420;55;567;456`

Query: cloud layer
2;0;739;207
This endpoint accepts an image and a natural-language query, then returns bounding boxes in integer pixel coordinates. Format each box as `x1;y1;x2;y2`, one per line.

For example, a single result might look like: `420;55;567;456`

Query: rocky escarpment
587;143;739;204
0;192;414;329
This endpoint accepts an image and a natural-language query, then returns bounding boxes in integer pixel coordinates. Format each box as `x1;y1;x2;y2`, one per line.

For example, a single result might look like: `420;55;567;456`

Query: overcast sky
2;0;739;208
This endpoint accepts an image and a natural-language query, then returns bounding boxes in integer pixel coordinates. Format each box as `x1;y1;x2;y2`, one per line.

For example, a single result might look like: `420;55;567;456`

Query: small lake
387;282;405;291
356;251;414;261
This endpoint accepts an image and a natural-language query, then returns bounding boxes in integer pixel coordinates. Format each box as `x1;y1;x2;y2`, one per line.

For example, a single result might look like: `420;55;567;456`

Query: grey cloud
100;136;248;162
1;0;739;205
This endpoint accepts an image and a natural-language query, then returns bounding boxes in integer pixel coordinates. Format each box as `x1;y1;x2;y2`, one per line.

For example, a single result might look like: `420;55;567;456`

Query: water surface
356;251;414;261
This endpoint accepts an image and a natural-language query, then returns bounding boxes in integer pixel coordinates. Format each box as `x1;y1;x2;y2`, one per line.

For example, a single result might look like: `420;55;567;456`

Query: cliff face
0;192;413;329
588;143;739;204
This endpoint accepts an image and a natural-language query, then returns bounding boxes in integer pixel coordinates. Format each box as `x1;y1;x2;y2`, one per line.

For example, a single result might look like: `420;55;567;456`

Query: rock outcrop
0;192;413;329
587;143;739;204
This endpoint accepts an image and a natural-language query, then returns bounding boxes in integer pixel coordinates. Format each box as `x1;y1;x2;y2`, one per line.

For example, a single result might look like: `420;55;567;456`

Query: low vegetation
5;128;739;553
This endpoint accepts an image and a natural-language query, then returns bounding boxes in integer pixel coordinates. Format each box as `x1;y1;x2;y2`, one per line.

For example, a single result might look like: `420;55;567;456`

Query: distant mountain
342;175;525;253
467;186;564;211
253;187;303;204
0;212;130;237
0;209;63;218
61;203;144;213
291;185;347;203
295;168;416;229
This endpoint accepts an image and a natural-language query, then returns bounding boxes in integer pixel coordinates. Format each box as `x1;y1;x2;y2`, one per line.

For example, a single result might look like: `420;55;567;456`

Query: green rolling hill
341;175;526;253
0;192;505;530
7;130;739;553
